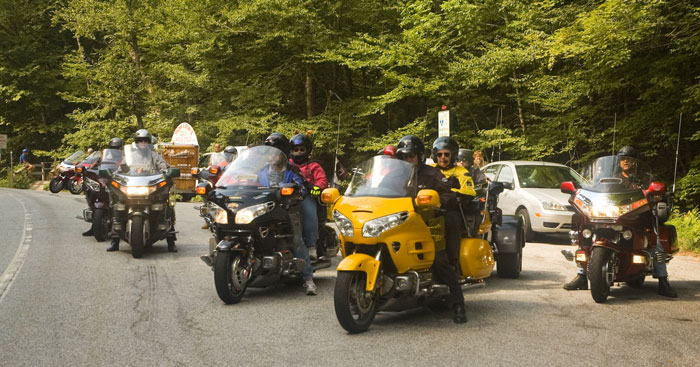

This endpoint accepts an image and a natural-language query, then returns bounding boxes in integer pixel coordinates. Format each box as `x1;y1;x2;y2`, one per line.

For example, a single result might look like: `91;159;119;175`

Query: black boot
82;228;94;236
167;237;177;253
453;303;467;324
658;277;678;298
106;238;119;252
563;273;588;290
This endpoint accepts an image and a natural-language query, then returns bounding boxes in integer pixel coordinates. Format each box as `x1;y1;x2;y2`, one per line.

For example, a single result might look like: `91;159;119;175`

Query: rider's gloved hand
310;186;321;196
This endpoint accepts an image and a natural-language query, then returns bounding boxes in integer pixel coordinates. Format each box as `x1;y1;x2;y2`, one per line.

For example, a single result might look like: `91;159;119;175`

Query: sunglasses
436;152;451;158
292;147;306;153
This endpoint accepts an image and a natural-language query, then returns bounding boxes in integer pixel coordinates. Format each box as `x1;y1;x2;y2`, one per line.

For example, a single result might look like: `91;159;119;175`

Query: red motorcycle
49;150;87;194
561;155;676;303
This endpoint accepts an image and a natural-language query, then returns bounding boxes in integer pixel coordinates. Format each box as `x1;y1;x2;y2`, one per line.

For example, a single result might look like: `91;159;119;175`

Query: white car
482;160;584;242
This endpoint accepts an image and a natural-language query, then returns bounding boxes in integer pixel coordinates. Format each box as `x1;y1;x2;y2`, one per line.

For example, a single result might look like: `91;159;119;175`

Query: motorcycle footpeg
200;255;214;268
561;249;575;262
292;258;306;272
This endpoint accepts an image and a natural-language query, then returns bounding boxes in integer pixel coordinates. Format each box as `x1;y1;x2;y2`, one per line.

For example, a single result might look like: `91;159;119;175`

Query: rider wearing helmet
223;146;237;164
83;138;124;237
289;133;328;262
107;129;176;253
263;133;317;295
396;135;466;323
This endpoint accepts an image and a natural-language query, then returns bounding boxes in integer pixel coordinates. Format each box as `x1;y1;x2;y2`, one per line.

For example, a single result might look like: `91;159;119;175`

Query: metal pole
612;113;616;155
10;151;13;186
672;113;682;193
332;112;341;187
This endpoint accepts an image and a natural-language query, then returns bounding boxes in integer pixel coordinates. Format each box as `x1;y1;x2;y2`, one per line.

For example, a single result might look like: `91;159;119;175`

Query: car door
495;164;517;214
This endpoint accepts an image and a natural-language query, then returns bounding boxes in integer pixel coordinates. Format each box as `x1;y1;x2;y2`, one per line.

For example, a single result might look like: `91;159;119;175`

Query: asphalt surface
1;188;699;366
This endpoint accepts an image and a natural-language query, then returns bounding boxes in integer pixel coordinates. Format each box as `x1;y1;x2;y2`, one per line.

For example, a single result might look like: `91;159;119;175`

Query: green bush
667;209;700;253
0;169;33;189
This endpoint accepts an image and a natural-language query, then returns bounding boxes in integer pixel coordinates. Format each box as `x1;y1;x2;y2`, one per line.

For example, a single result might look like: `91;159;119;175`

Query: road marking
0;195;32;303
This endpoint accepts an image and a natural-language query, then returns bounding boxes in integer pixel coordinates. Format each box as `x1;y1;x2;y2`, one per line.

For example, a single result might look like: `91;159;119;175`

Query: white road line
0;195;32;303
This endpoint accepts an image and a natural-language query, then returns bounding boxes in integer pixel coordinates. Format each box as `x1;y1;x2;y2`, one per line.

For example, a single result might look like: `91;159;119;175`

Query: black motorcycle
78;148;123;242
101;143;180;258
197;145;336;304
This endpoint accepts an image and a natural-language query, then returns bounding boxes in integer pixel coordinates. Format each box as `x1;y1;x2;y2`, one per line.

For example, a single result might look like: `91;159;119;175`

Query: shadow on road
534;233;570;245
602;279;700;305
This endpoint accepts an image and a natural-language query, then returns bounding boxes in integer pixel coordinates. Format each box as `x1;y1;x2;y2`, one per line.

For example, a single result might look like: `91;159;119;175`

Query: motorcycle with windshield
560;155;676;303
322;156;519;333
77;148;123;242
192;152;230;227
197;145;336;304
101;143;180;258
49;150;86;194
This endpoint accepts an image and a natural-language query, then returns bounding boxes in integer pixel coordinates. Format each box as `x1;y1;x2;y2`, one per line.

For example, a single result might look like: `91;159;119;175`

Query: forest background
1;0;699;246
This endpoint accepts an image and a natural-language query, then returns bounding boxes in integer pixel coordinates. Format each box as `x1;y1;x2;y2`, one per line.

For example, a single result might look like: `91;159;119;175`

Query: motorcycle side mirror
190;167;199;178
321;188;340;204
166;168;180;179
647;181;666;196
75;165;84;174
98;169;112;179
415;189;440;208
280;182;298;197
560;181;576;195
196;182;211;196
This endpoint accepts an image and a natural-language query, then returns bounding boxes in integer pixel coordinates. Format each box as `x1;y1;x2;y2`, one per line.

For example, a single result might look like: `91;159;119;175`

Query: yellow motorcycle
323;156;523;333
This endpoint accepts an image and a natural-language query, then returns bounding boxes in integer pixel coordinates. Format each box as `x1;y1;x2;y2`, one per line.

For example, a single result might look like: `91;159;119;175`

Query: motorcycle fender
94;201;106;209
492;215;524;254
337;254;380;292
215;240;246;253
592;240;619;253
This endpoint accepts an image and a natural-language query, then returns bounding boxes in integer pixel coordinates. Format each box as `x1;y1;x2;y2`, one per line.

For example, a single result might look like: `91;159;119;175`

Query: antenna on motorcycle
672;112;682;193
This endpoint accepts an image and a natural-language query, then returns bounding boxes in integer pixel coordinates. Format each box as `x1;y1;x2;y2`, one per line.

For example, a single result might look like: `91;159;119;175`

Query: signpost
0;134;7;165
170;122;199;146
438;107;450;137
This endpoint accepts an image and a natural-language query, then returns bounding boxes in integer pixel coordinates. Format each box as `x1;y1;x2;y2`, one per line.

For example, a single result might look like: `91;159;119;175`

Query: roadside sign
170;123;199;146
438;110;450;137
0;134;7;149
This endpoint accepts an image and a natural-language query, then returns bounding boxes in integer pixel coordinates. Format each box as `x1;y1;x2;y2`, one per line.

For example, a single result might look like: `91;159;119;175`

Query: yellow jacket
429;163;477;197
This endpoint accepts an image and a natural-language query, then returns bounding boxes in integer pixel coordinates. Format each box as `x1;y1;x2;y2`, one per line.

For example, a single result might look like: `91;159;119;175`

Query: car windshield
516;165;584;189
216;145;288;188
63;150;85;165
121;143;159;176
579;155;653;192
344;156;417;198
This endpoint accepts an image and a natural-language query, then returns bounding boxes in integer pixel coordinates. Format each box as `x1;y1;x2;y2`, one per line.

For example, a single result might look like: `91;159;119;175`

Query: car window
515;165;584;189
484;165;500;181
497;165;514;184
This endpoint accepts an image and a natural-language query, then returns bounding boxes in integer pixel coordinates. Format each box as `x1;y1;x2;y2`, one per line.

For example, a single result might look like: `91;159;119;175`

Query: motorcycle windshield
79;151;102;168
121;143;159;176
344;156;417;198
216;145;288;188
208;152;229;167
99;149;123;172
62;150;85;165
579;155;653;193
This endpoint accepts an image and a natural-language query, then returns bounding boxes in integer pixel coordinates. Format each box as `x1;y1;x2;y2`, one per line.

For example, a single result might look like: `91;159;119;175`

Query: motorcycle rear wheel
49;178;63;193
214;252;247;304
69;179;83;195
129;216;145;259
589;247;613;303
334;271;377;334
92;208;108;242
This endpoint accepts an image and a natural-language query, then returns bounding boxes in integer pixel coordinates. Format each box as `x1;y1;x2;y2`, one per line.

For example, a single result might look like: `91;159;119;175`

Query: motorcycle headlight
333;210;354;237
123;186;155;197
210;204;228;224
362;212;409;238
542;201;568;211
235;202;275;224
575;195;648;219
85;177;101;192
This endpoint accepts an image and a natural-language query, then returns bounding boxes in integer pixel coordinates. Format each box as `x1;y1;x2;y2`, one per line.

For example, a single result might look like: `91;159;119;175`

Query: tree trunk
305;64;314;119
514;82;526;133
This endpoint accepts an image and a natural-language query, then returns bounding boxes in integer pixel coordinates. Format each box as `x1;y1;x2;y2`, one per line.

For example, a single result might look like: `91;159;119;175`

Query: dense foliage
1;0;698;208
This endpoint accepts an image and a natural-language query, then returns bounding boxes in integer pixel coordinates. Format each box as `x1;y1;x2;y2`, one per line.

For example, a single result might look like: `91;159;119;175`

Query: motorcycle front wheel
589;247;614;303
69;179;83;195
334;271;377;334
129;216;145;258
49;177;63;193
92;208;108;242
214;252;248;304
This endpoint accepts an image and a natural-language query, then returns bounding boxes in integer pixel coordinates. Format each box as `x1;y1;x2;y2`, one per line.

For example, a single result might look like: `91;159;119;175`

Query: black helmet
457;148;473;164
223;145;237;155
264;132;290;155
431;136;459;165
109;137;123;149
289;133;313;164
396;135;425;162
134;129;152;143
617;146;637;158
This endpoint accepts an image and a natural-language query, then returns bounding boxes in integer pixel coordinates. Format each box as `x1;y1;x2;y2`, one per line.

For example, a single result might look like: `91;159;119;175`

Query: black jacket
417;164;456;210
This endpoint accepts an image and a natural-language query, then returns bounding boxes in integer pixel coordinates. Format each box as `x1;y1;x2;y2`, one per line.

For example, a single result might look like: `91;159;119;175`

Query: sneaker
308;246;318;261
303;279;317;296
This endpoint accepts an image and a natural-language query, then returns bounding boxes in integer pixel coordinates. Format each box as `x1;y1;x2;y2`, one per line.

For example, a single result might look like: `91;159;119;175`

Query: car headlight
123;186;155;197
333;210;354;237
210;204;228;224
362;212;409;238
542;201;568;211
235;202;274;224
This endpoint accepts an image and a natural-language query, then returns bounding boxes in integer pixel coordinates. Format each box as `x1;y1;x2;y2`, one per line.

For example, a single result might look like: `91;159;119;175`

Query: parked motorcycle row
58;139;677;334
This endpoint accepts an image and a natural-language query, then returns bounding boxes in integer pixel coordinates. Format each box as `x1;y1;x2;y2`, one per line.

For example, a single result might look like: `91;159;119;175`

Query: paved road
1;188;699;366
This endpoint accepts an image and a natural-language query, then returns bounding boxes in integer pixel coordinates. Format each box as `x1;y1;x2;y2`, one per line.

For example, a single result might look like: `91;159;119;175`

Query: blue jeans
300;196;319;248
654;239;668;278
289;209;313;281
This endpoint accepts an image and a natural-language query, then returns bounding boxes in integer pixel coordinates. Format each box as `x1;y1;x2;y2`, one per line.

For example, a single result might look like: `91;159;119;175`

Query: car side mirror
321;188;340;204
166;168;180;179
489;182;505;196
99;169;112;179
502;182;513;190
415;189;440;208
560;181;576;195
